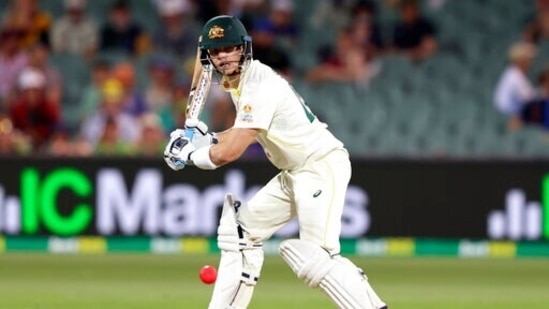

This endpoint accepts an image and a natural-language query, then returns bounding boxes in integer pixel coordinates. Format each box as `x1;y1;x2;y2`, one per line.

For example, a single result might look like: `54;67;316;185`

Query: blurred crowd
494;0;549;132
0;0;441;157
306;0;437;86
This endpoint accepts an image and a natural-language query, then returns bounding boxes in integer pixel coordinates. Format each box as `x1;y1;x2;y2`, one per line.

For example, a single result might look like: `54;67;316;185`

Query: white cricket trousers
238;148;351;255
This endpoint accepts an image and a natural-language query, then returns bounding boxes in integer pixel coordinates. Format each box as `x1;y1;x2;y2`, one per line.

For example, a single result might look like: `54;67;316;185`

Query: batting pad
279;239;387;309
208;194;264;309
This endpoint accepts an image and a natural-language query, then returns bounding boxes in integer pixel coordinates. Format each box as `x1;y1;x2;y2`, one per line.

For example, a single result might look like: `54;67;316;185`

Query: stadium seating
35;0;549;157
293;0;549;157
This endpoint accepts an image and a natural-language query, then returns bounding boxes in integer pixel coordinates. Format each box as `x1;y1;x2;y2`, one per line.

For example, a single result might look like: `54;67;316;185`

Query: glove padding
164;120;216;171
185;118;208;135
185;119;218;148
164;132;196;171
169;128;217;150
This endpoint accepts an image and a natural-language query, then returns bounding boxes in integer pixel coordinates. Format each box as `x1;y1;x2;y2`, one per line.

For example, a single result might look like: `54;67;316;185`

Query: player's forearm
209;143;242;166
214;129;232;141
209;137;252;166
209;128;258;166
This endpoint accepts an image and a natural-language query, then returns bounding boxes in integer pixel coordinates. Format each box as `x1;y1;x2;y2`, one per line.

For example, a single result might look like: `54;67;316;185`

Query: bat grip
184;127;195;140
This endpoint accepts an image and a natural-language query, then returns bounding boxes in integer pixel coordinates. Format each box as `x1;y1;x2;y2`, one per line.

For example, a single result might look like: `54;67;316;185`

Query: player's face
209;45;243;76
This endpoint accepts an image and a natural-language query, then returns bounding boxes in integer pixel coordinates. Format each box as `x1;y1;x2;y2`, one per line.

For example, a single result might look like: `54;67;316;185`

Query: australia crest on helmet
208;25;225;39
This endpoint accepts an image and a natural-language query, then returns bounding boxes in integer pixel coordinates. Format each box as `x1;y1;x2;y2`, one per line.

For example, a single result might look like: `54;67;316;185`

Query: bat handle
184;118;200;140
184;127;195;140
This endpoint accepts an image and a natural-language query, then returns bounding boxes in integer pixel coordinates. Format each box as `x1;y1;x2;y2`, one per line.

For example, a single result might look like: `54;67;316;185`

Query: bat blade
185;35;212;124
184;35;212;139
186;68;212;122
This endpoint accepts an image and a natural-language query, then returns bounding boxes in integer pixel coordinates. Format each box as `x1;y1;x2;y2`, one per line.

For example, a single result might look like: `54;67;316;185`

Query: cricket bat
165;36;212;170
184;35;212;139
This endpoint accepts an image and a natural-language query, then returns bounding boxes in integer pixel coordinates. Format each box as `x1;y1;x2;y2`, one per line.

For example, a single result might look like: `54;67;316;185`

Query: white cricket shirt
493;65;535;115
227;60;344;171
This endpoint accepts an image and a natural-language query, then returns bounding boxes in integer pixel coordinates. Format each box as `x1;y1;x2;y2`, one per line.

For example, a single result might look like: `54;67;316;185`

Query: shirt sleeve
233;83;277;131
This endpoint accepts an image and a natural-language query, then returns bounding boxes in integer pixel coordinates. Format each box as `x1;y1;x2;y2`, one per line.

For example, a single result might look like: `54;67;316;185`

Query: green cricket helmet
199;15;253;72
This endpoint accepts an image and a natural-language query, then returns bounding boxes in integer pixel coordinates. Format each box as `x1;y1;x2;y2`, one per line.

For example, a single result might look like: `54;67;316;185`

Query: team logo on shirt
240;114;253;123
208;25;224;39
240;104;253;123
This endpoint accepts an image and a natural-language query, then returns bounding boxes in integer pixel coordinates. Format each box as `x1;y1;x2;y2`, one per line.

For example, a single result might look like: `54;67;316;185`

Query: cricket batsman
163;15;388;309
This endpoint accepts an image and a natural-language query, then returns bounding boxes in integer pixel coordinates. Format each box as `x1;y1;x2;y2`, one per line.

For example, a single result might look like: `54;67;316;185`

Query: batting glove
163;132;196;171
185;119;208;135
184;120;218;148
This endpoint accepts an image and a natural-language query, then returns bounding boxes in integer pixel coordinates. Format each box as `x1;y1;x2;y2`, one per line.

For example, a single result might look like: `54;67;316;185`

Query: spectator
349;0;384;59
9;68;60;149
523;0;549;44
391;0;437;62
233;0;267;31
44;125;74;156
112;62;149;116
133;112;166;156
305;28;371;86
194;0;219;24
152;0;200;60
194;0;263;29
50;0;98;58
100;0;148;55
494;42;537;131
80;78;141;147
25;42;62;105
71;136;94;156
157;80;188;132
206;87;235;132
521;66;549;129
94;116;136;156
80;60;112;123
539;66;549;99
2;0;51;47
250;21;291;78
145;56;176;113
309;0;354;32
0;27;28;107
0;110;31;155
45;123;93;156
254;0;298;50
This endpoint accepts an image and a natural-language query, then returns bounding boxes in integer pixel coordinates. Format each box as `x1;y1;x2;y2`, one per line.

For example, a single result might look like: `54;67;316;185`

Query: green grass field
0;254;548;309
